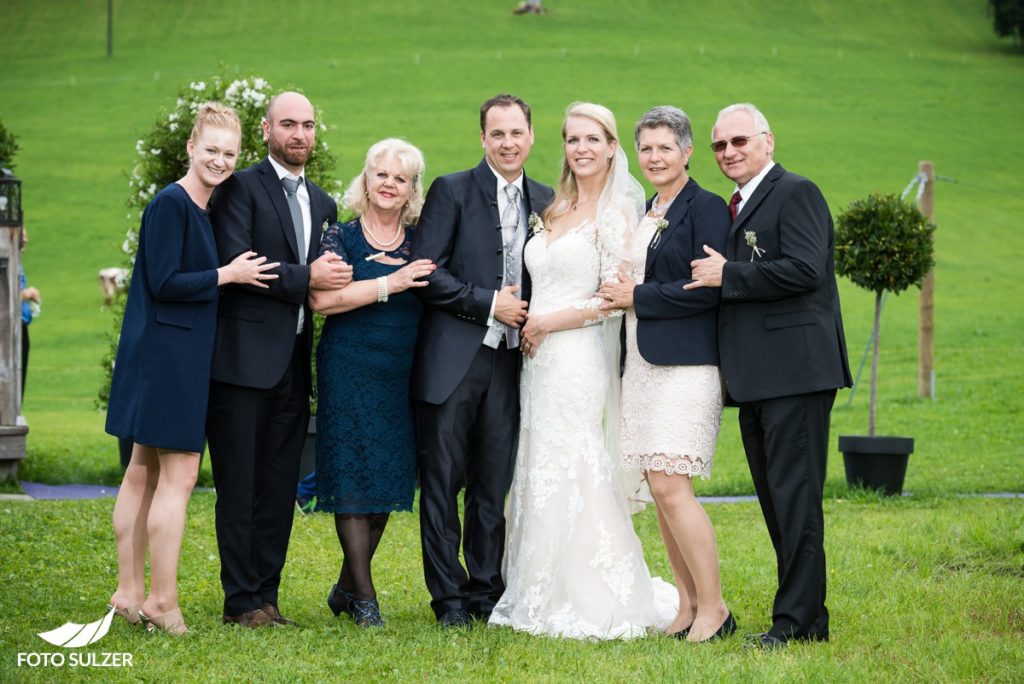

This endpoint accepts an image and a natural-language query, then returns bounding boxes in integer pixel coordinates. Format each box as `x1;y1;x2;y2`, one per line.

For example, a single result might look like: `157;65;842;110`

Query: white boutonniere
744;230;766;261
528;212;544;236
650;219;670;249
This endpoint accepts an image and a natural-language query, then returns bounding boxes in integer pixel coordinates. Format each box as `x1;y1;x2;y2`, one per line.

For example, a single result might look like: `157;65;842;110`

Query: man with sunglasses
687;103;851;650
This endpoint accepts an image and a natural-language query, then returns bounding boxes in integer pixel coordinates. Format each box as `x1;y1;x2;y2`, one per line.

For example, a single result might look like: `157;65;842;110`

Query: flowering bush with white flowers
99;74;340;408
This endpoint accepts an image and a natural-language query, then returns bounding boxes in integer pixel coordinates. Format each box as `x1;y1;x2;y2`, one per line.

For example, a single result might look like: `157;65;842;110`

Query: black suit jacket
209;157;338;390
634;178;730;366
411;158;554;405
718;163;852;403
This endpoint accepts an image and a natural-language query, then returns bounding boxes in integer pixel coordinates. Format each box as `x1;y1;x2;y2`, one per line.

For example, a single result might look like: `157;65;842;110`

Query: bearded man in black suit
411;94;554;628
208;92;352;628
688;103;852;649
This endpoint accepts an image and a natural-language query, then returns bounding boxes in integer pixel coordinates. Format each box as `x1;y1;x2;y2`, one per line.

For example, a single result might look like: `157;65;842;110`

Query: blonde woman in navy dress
309;139;433;627
105;104;279;635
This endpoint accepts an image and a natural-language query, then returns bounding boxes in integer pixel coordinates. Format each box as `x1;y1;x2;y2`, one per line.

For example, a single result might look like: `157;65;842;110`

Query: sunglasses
710;131;768;153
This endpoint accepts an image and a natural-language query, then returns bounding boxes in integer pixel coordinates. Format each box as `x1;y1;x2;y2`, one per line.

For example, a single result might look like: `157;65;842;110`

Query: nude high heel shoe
107;601;144;626
138;607;188;635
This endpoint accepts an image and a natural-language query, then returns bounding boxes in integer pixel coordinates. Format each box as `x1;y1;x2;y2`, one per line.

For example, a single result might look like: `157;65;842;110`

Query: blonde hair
343;138;426;226
189;102;242;143
543;102;619;224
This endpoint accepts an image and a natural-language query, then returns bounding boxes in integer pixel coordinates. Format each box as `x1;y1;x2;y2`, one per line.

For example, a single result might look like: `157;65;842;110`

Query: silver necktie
281;176;306;265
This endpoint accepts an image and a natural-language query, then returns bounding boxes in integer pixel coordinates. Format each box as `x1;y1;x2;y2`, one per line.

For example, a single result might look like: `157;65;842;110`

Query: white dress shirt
268;155;311;333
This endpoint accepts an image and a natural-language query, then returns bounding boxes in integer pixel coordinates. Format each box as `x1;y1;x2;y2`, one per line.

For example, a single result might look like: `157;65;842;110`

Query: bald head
262;91;316;174
265;91;313;124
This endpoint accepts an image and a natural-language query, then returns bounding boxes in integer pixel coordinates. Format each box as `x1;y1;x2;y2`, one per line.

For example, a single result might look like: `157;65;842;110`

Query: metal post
917;161;935;399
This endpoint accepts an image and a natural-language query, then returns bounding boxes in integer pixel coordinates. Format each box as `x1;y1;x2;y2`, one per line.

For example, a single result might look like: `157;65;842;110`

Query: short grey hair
713;103;771;137
634;105;693;152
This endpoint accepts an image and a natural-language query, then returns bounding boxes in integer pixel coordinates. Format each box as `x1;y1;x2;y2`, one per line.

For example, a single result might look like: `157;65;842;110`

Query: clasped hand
520;311;549;358
597;273;634;310
494;285;527;328
684;245;726;290
310;251;354;289
221;251;280;288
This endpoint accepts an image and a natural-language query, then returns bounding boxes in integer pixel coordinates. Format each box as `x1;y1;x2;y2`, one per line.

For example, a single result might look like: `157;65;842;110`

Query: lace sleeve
573;204;635;325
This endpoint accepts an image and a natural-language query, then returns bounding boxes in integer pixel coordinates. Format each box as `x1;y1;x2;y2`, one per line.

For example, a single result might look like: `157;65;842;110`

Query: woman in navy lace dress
309;139;433;627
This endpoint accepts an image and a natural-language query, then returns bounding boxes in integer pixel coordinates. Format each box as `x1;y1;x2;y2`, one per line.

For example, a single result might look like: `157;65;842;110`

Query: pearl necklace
360;216;402;248
650;188;682;218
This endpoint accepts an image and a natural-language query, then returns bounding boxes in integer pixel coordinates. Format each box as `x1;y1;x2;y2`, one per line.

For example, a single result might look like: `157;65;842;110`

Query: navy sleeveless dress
314;220;422;514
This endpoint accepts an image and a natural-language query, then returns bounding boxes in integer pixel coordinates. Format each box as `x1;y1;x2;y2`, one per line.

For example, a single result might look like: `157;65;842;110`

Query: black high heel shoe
691;612;737;643
327;584;354;617
348;598;384;628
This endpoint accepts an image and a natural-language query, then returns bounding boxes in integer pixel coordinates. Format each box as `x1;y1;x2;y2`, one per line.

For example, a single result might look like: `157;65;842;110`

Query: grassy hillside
1;0;1022;492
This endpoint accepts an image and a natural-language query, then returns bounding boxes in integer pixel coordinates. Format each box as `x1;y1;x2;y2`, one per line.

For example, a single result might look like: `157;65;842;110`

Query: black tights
335;513;390;600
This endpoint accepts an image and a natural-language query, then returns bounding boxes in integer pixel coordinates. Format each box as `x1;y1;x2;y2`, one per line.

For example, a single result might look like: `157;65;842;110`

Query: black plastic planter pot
838;435;914;496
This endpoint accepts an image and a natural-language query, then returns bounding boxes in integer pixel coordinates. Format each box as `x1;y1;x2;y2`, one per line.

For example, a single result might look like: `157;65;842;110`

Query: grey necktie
502;184;522;348
502;184;521;238
281;176;306;265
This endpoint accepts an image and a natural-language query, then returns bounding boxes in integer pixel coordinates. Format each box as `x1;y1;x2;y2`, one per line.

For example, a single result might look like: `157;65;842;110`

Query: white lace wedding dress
489;207;678;640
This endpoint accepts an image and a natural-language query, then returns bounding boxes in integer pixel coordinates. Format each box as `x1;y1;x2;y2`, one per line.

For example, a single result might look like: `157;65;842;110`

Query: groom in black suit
688;103;852;649
208;92;351;628
411;94;554;627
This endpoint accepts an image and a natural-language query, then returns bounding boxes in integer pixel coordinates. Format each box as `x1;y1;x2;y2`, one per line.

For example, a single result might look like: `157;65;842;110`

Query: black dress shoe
349;598;384;628
327;584;353;617
438;608;473;628
745;632;788;650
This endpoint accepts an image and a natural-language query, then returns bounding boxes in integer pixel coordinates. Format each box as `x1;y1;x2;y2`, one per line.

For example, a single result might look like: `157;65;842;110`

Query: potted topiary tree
835;192;935;495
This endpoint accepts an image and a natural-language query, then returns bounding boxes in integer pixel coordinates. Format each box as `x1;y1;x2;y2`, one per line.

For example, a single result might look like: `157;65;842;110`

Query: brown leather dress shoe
222;608;277;628
261;603;298;626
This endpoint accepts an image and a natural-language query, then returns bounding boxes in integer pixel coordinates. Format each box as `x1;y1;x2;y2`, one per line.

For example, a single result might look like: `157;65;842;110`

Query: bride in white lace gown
489;103;677;640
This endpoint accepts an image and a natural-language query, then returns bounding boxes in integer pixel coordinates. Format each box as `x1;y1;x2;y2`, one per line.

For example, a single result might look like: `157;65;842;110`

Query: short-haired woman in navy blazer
598;106;734;643
105;104;279;635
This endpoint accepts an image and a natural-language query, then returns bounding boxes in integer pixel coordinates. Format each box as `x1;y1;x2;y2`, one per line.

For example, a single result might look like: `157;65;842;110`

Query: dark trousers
738;389;836;640
207;343;309;616
416;342;520;619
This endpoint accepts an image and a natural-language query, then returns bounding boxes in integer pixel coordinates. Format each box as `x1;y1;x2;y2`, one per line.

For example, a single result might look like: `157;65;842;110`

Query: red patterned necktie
729;191;742;221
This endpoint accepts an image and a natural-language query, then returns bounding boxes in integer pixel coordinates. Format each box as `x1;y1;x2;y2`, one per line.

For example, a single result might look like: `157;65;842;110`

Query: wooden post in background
918;161;935;399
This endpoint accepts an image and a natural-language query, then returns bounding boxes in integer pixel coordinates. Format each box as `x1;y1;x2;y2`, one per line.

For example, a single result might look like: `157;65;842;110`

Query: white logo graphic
37;607;115;648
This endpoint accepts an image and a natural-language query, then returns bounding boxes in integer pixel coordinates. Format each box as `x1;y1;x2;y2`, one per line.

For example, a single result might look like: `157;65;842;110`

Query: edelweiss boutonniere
744;230;766;261
528;212;544;236
650;218;670;249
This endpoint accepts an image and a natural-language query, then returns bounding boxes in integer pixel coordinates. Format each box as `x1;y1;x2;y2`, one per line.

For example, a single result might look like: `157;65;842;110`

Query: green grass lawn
0;493;1021;682
1;0;1022;679
2;0;1022;493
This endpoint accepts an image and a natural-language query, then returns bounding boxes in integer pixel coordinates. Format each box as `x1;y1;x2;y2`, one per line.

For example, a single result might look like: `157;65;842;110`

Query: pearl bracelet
376;275;389;303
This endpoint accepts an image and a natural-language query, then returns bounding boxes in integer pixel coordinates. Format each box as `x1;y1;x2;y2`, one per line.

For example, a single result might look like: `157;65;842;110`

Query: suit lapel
645;179;697;278
471;158;500;230
306;182;329;262
258;157;302;263
728;163;785;242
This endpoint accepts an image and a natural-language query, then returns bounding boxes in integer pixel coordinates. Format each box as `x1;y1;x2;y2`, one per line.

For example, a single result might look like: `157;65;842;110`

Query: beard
268;136;311;168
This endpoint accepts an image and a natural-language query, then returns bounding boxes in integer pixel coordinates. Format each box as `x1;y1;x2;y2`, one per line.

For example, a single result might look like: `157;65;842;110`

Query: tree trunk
869;291;882;437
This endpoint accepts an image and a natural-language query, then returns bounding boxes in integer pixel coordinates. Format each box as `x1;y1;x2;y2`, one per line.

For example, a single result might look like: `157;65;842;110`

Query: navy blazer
105;183;220;452
210;157;337;390
718;164;852;403
633;178;730;366
411;158;554;405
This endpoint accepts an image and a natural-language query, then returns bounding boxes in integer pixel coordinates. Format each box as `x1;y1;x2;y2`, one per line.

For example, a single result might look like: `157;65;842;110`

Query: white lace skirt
620;313;723;478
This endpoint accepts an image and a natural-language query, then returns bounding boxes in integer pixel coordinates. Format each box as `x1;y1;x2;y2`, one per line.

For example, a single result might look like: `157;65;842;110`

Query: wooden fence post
918;161;935;399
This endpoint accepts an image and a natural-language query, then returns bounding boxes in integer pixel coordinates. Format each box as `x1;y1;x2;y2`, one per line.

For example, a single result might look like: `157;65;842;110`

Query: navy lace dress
314;219;422;513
